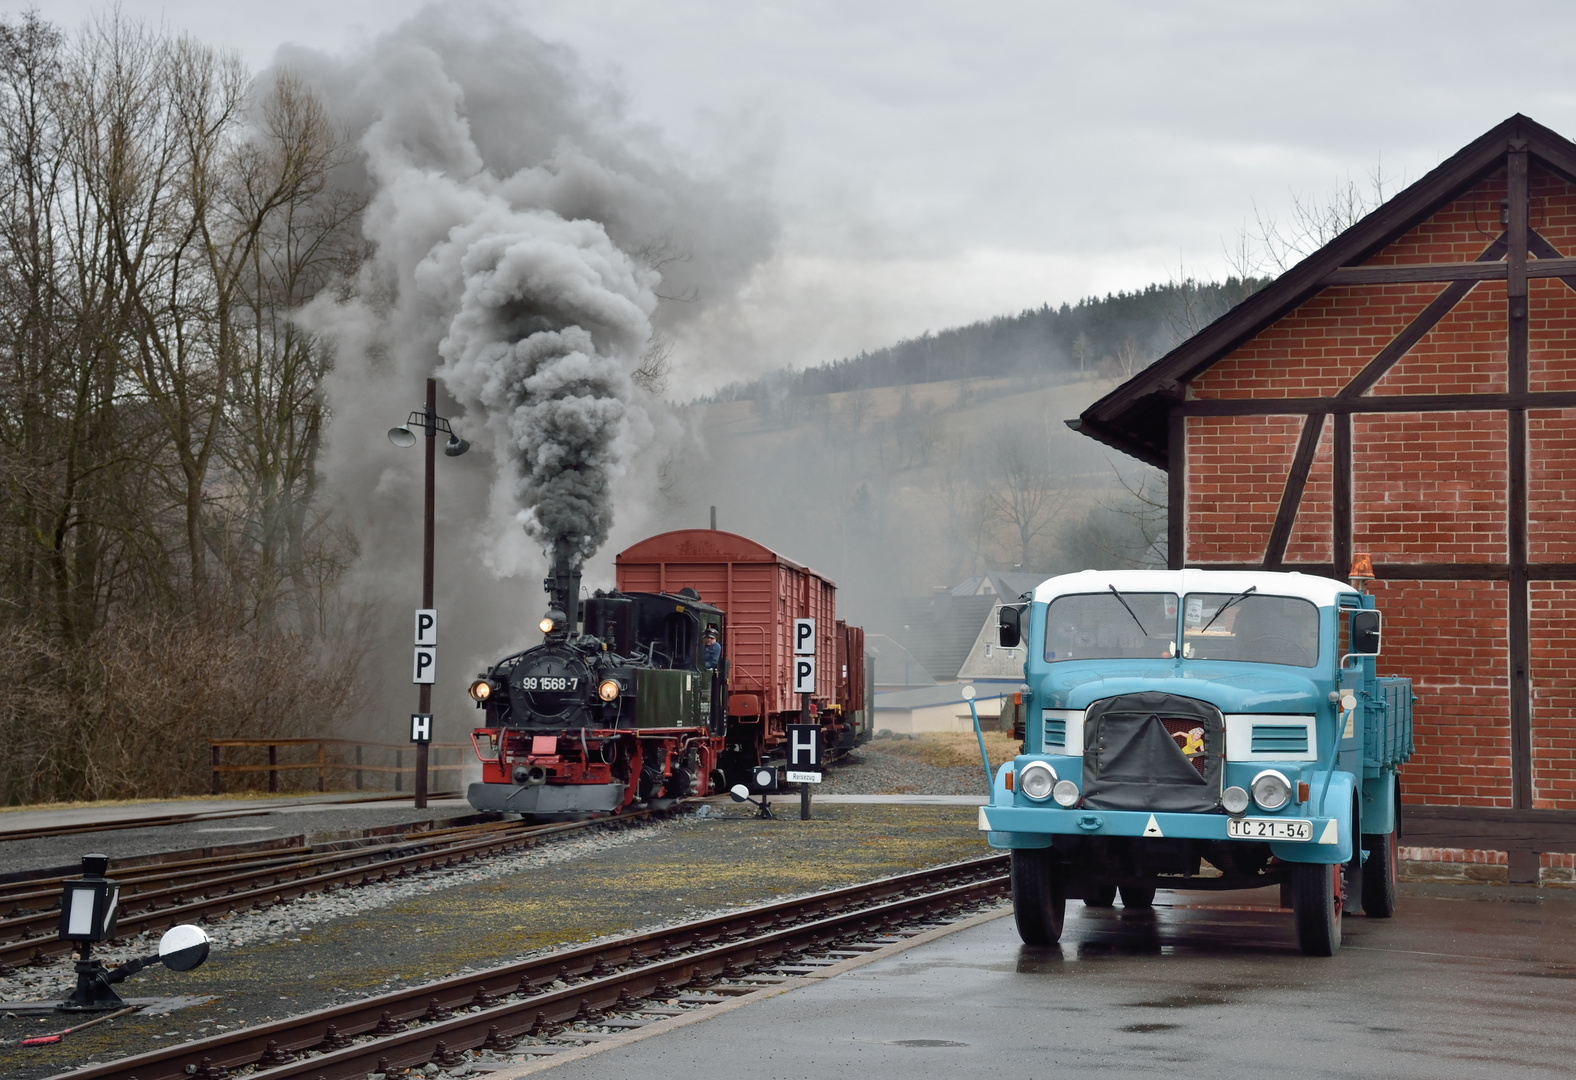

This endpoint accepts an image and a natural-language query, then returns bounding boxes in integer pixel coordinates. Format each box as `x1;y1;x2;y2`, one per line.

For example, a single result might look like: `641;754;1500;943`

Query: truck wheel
1119;885;1156;909
1291;861;1343;956
1086;884;1117;907
1361;828;1398;918
1011;848;1066;945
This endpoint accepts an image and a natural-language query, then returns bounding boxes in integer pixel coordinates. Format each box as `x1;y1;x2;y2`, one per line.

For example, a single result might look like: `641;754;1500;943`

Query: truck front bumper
978;785;1353;865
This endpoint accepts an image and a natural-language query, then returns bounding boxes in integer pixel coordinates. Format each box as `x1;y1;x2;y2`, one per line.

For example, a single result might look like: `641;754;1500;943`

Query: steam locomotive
465;530;869;817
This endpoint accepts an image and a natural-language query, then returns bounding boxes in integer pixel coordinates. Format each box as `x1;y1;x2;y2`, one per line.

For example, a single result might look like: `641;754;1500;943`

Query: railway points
0;801;990;1079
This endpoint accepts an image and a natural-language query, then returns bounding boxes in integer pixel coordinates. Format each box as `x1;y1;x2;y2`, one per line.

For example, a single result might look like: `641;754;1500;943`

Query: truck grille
1251;724;1309;756
1044;716;1067;749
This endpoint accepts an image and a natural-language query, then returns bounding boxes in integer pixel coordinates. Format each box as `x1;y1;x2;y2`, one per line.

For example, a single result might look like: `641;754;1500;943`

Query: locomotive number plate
520;677;578;691
1227;817;1312;841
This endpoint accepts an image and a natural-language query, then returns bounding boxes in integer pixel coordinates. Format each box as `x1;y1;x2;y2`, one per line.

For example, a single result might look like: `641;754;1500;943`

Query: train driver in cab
703;626;721;670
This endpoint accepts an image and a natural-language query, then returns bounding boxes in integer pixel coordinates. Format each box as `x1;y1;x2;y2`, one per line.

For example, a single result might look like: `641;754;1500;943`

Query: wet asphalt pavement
527;884;1576;1080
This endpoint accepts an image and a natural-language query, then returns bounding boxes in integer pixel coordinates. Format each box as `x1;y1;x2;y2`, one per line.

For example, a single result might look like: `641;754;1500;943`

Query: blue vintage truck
980;568;1413;955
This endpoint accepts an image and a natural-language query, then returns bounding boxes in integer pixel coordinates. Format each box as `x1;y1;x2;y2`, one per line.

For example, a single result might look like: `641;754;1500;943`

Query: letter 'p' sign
793;656;816;694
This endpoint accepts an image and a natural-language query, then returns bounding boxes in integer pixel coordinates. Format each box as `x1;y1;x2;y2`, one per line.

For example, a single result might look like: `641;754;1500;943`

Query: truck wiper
1107;584;1149;636
1196;585;1257;635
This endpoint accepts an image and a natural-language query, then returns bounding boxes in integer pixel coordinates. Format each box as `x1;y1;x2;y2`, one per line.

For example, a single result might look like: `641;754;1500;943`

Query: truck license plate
1227;817;1312;841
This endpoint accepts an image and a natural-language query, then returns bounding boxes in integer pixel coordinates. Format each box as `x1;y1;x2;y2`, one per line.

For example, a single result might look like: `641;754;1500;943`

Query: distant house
865;633;936;691
872;683;1011;735
948;571;1046;600
871;573;1040;732
956;599;1032;682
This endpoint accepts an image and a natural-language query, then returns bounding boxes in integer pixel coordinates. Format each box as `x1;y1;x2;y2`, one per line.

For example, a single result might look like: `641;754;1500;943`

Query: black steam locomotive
464;552;729;817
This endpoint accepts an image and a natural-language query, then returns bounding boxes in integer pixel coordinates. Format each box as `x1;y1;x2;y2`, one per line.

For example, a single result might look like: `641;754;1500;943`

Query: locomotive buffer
788;618;822;820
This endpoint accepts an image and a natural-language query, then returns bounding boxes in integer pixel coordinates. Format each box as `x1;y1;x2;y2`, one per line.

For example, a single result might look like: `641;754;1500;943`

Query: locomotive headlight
1250;769;1293;812
538;617;554;633
468;679;496;702
1019;761;1057;801
597;678;621;702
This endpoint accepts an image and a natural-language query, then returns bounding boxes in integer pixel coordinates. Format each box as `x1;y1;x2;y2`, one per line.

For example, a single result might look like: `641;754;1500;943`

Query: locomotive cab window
663;612;698;669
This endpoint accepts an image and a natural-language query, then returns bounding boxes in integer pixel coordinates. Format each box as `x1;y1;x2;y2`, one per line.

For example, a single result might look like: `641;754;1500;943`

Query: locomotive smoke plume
280;2;775;734
426;185;657;566
340;26;659;570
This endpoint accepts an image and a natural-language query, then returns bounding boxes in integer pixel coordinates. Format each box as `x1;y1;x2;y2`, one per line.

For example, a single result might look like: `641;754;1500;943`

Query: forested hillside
701;278;1263;404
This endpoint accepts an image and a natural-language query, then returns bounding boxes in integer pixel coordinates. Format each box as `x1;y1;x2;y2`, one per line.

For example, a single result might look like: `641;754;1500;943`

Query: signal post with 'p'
790;618;821;820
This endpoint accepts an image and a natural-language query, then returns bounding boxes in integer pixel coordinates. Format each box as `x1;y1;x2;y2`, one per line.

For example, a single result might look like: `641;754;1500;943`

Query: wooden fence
208;738;472;795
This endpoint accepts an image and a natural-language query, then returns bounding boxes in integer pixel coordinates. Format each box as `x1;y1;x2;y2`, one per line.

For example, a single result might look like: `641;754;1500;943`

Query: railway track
43;853;1010;1080
0;810;672;971
0;793;464;845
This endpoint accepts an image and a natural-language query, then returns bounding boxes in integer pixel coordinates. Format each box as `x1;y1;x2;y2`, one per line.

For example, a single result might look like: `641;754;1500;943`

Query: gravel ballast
0;796;987;1078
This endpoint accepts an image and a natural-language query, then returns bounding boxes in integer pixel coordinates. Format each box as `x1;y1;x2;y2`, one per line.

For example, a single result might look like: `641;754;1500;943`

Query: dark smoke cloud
281;2;774;731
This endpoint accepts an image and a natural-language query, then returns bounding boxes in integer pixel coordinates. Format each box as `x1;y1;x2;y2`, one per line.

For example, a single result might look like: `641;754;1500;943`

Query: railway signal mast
388;377;469;808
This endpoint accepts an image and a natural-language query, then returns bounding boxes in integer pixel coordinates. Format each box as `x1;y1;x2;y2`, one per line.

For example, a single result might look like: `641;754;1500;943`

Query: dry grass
872;731;1022;769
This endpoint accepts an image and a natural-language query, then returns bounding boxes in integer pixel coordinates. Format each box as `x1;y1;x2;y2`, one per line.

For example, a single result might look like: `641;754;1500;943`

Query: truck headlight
1222;785;1250;814
1052;779;1080;807
1251;770;1292;812
1019;761;1057;801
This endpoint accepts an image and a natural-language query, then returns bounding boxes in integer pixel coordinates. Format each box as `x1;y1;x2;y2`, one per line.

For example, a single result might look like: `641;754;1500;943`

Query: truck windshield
1044;592;1178;662
1182;593;1319;667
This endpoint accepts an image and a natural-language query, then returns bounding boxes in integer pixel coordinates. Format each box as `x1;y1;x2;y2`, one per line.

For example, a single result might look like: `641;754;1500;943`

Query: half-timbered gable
1075;115;1576;879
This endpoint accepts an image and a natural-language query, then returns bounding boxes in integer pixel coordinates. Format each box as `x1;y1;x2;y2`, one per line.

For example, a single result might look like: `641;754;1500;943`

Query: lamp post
388;377;469;809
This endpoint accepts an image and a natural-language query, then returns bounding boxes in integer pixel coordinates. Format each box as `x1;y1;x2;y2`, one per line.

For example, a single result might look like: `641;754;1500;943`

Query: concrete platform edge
487;903;1013;1078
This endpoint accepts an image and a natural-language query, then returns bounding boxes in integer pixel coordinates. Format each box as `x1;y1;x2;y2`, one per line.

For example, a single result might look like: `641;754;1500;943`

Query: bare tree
979;428;1066;570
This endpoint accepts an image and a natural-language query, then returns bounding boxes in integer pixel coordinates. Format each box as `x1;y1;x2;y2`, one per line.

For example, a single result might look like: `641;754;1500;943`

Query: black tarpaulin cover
1081;692;1223;812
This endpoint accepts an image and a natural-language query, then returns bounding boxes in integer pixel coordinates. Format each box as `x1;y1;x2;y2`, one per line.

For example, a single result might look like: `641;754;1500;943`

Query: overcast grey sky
20;1;1576;395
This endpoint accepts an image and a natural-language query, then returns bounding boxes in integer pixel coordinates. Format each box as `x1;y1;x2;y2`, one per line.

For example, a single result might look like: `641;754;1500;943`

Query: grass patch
872;731;1022;769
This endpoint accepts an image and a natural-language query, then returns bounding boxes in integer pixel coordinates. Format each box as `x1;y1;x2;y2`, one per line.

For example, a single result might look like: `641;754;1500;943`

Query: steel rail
1;815;529;913
0;793;462;845
0;810;670;970
44;854;1010;1080
1;848;318;914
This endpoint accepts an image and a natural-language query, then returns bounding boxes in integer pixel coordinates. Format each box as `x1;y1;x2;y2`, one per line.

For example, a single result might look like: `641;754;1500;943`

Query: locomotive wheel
1291;860;1343;956
1118;885;1156;909
1011;848;1065;946
1085;883;1117;907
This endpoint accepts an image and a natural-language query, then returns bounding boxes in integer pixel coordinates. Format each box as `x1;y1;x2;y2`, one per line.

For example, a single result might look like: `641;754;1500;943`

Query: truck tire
1011;848;1065;945
1086;884;1117;907
1361;828;1398;917
1362;777;1400;918
1291;860;1343;956
1119;885;1156;909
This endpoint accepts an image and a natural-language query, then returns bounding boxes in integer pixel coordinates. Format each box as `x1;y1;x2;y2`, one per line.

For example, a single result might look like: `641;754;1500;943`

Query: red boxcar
615;529;868;756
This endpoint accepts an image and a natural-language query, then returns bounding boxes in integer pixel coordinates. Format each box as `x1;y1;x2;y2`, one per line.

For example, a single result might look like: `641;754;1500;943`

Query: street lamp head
387;425;417;448
444;435;470;457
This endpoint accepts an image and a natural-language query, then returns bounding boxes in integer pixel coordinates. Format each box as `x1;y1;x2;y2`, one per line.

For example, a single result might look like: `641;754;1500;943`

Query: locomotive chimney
543;538;583;632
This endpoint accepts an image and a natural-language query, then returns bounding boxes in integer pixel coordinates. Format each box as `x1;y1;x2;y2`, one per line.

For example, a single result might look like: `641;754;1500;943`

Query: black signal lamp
60;854;118;944
57;855;211;1012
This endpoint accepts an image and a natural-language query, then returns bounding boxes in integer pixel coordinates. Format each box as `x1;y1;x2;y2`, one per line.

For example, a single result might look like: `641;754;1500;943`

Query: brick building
1075;115;1576;880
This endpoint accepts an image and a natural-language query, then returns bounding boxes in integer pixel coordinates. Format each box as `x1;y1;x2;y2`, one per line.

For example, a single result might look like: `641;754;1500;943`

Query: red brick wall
1183;415;1302;563
1352;411;1507;564
1531;581;1576;810
1285;416;1333;564
1372;579;1511;806
1180;165;1576;808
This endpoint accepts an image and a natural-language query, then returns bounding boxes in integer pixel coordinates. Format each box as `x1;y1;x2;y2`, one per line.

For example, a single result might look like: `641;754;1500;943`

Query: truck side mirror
998;605;1023;649
1350;609;1381;656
